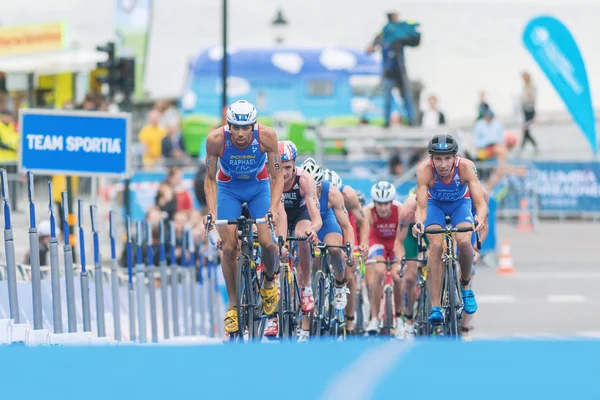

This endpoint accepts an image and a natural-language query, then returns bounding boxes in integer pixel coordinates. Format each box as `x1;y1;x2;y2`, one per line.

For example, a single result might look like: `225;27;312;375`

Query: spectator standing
368;11;421;127
166;167;194;212
472;109;506;163
519;71;539;156
155;182;178;221
420;94;446;128
161;120;187;165
476;91;491;121
138;110;166;169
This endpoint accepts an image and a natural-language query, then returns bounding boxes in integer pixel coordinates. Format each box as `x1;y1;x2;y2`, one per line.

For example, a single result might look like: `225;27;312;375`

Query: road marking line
504;272;600;280
477;295;517;304
546;295;586;303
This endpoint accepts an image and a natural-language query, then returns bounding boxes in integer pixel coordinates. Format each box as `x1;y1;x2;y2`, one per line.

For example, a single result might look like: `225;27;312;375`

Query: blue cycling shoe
461;289;478;314
428;306;443;325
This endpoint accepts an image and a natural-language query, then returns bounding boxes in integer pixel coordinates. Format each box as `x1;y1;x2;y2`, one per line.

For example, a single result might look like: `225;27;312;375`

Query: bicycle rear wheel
355;284;365;335
311;273;326;338
279;268;293;340
383;286;394;336
415;281;431;337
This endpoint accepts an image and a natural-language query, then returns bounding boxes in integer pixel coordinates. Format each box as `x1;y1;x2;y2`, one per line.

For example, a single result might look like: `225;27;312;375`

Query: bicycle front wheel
445;259;460;338
235;256;248;340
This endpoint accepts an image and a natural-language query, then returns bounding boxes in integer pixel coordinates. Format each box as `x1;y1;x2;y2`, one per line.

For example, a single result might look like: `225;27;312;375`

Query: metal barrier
0;168;225;346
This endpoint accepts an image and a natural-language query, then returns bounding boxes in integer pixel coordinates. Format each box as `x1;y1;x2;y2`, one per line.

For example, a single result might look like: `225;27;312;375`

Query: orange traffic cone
497;240;515;275
517;198;533;232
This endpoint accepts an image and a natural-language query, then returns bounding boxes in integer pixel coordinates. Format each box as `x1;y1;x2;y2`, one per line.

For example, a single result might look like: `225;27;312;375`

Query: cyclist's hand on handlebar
358;245;368;259
267;209;280;228
305;229;318;244
474;216;485;232
280;245;289;261
412;222;424;237
203;213;215;232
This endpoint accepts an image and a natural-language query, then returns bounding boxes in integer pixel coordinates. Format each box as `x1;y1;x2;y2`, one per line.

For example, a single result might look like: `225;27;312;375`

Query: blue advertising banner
533;161;600;212
19;109;131;177
523;16;597;155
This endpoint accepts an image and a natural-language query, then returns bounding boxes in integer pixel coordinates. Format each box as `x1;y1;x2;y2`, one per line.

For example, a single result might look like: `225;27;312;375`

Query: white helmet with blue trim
301;158;324;185
226;100;257;126
370;181;397;203
323;169;343;189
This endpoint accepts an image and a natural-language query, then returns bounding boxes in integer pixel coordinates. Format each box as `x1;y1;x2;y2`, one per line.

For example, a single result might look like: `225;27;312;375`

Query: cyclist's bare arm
204;129;224;219
344;187;369;250
394;208;407;260
415;161;433;228
277;196;288;239
460;159;489;225
330;186;355;249
260;127;284;217
299;173;323;232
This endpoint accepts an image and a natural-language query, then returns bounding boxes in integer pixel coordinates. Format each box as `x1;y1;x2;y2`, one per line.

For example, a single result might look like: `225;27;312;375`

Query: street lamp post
271;9;289;44
221;0;228;117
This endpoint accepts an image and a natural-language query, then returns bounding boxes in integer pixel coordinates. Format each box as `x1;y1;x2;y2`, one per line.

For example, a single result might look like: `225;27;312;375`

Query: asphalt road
470;221;600;339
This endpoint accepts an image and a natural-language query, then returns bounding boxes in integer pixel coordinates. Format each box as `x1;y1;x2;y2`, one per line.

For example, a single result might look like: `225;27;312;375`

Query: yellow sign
0;22;67;57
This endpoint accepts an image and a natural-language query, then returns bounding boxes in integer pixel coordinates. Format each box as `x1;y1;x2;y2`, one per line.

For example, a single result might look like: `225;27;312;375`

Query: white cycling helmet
323;169;343;189
370;181;397;203
226;100;257;126
301;158;324;185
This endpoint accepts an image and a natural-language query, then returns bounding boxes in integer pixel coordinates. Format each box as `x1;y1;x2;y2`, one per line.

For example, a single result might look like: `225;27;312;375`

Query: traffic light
95;41;120;97
118;57;135;95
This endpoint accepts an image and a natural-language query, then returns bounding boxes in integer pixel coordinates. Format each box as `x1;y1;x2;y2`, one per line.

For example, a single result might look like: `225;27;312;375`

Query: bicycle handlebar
416;221;482;252
205;212;277;247
278;235;315;258
365;259;398;266
314;242;353;266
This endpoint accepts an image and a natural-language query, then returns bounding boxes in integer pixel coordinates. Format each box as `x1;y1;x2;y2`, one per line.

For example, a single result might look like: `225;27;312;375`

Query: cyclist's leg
216;183;243;333
318;213;348;310
248;180;279;315
367;244;386;331
317;211;345;283
294;214;315;332
424;198;446;323
401;225;419;336
344;256;357;332
389;246;405;338
293;215;313;289
451;198;477;315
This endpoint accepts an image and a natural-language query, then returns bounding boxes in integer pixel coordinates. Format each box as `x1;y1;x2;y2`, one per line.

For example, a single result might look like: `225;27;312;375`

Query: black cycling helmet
428;133;458;155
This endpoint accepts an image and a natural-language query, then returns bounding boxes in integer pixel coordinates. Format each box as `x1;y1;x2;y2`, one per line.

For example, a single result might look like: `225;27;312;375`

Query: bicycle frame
418;216;481;338
312;242;351;339
401;253;429;337
366;259;397;336
206;210;276;342
277;235;313;341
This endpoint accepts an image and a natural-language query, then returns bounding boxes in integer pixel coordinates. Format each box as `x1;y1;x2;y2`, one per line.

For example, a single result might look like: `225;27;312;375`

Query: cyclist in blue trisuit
303;158;356;340
413;133;488;325
323;169;370;335
203;100;284;339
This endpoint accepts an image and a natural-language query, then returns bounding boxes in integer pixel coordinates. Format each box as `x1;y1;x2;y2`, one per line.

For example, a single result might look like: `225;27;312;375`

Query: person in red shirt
166;167;194;212
364;181;403;335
